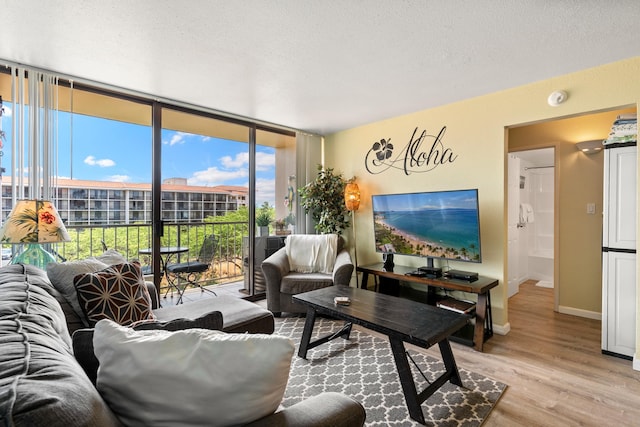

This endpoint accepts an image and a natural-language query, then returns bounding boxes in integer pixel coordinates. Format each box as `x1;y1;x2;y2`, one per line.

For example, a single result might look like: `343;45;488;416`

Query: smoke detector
547;90;568;107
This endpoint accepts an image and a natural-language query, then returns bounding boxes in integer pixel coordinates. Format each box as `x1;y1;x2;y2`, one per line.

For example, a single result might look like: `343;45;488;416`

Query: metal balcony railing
53;221;248;287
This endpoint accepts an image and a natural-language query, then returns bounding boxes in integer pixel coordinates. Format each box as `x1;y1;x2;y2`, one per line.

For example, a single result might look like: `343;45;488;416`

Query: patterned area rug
275;317;506;426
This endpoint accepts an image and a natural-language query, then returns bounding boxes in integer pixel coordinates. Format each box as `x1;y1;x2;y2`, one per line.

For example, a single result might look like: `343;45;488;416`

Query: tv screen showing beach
372;189;481;263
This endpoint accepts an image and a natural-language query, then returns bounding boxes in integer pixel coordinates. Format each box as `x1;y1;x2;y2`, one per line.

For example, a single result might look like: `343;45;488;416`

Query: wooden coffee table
293;285;469;425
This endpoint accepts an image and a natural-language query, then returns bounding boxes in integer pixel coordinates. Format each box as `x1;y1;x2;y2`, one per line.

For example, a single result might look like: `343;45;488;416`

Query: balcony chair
261;234;354;316
166;234;218;303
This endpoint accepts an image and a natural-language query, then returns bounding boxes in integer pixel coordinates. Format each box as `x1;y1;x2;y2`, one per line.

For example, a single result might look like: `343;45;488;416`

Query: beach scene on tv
372;189;481;263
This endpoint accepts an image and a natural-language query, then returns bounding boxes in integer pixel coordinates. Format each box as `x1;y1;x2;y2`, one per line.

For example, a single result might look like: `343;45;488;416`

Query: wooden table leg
389;336;464;425
298;307;317;359
297;307;352;359
389;337;425;425
473;293;488;351
360;271;369;289
438;339;462;387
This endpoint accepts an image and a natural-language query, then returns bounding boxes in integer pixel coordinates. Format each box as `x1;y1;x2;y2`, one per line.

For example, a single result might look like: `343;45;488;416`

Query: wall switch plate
587;203;596;214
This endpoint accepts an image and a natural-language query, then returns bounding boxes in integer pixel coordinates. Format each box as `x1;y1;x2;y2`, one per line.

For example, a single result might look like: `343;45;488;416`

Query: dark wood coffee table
293;285;469;425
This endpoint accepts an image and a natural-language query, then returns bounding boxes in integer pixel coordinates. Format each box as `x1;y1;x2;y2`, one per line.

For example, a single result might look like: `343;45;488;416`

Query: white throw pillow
93;319;294;427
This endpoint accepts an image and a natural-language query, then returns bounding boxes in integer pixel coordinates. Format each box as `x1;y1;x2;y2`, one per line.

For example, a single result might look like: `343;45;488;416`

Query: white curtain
295;132;323;234
9;66;59;202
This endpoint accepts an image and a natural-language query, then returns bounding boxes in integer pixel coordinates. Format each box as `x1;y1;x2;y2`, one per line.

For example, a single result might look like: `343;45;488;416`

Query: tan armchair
261;235;354;316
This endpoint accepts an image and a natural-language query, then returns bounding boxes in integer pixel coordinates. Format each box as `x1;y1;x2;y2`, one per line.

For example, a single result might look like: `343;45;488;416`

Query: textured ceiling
0;1;639;135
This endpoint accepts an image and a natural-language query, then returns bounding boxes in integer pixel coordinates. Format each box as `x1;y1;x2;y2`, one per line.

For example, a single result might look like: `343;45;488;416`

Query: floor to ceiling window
0;66;297;297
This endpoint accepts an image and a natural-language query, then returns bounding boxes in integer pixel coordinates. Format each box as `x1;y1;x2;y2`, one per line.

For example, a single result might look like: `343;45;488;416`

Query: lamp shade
344;182;361;211
0;200;70;244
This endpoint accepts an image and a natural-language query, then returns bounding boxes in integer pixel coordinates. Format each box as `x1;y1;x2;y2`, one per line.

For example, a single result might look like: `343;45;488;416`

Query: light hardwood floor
175;280;640;426
412;280;640;426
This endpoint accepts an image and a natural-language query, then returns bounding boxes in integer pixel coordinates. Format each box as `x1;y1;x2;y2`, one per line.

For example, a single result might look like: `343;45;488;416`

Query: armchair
261;234;354;316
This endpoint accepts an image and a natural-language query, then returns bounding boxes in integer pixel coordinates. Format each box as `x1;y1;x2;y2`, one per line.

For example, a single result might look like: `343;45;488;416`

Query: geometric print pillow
74;262;156;327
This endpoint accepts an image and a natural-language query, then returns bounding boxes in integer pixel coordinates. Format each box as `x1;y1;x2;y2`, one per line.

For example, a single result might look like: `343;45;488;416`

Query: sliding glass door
0;66;297;299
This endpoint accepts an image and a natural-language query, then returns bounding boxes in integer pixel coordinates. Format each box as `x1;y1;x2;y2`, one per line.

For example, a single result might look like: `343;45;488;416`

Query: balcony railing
54;221;248;288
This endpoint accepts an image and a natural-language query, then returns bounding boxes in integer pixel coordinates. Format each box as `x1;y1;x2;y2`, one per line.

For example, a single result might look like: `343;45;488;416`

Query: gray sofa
0;264;366;426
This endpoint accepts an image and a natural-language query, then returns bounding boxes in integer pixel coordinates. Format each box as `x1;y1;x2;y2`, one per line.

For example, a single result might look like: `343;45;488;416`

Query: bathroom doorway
507;148;555;298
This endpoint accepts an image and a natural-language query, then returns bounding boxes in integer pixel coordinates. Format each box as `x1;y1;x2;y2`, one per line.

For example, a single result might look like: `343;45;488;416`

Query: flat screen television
372;188;481;265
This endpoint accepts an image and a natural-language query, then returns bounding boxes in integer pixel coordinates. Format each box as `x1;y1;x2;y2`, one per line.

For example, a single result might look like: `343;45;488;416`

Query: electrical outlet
587;203;596;214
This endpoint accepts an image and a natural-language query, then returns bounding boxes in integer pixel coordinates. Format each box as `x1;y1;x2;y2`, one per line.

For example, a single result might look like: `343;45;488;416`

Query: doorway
507;106;636;322
507;148;555;298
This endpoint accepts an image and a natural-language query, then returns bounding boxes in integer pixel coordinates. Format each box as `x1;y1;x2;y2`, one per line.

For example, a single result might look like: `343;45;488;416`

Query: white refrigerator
602;144;637;358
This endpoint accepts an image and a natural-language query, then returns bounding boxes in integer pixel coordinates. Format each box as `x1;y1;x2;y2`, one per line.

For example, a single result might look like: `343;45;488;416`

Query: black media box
445;269;479;282
418;266;442;278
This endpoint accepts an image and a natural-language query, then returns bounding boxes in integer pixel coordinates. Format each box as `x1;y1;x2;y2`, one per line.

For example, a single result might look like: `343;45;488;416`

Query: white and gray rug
275;317;506;426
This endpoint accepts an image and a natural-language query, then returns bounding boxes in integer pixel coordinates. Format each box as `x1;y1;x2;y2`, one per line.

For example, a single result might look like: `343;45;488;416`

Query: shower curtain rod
524;165;554;170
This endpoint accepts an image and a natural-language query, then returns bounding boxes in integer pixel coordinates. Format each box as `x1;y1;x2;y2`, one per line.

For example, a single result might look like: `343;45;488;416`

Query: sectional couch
0;263;366;426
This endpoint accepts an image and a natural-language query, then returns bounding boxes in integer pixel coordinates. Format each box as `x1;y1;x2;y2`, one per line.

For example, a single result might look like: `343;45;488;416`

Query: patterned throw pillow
74;262;156;327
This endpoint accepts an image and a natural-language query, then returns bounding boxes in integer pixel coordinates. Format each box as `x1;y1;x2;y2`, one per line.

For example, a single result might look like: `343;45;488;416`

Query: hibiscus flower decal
372;138;393;161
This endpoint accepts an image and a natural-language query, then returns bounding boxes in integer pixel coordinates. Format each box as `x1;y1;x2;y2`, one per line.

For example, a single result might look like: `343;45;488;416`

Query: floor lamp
345;180;361;288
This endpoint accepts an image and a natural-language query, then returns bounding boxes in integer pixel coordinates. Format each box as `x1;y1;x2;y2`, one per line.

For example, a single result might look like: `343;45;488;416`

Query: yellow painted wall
324;57;640;337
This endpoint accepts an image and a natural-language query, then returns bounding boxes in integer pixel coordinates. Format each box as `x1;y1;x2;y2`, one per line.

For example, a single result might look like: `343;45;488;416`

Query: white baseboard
493;322;510;335
634;354;640;371
558;305;601;320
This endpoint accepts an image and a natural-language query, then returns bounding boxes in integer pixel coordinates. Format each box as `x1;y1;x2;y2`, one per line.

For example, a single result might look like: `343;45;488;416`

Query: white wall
525;167;554;285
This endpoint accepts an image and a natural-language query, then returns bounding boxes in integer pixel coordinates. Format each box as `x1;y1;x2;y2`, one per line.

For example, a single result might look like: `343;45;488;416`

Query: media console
356;263;498;352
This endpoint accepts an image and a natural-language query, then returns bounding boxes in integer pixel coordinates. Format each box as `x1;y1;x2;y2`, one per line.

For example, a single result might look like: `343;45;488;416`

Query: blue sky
0;110;276;205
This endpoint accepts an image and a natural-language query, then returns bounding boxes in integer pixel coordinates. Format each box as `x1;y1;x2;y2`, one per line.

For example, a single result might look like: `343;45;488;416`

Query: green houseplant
299;165;350;235
256;202;273;236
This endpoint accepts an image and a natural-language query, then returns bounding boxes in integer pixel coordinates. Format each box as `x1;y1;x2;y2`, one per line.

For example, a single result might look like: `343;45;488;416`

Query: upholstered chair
261;234;354;316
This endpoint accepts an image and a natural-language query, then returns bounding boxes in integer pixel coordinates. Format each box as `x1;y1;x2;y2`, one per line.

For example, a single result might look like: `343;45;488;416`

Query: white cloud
165;133;186;146
220;152;249;168
163;131;210;146
84;155;115;167
108;174;130;182
187;167;248;186
256;151;275;171
255;177;276;206
219;151;275;171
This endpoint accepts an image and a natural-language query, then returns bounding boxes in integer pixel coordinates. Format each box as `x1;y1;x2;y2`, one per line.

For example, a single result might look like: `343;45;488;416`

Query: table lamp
0;200;71;269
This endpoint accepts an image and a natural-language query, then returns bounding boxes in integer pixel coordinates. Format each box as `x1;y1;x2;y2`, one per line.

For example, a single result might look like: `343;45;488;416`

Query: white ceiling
1;1;639;135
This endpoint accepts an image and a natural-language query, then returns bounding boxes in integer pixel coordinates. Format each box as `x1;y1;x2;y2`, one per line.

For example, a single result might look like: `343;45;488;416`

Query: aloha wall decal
365;126;457;175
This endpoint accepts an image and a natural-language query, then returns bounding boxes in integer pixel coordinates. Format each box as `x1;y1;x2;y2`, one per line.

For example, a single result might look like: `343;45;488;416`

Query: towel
285;234;338;274
519;203;535;223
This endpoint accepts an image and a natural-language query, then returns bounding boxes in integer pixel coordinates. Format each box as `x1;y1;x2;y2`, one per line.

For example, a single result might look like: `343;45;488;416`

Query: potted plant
256;202;273;236
299;165;351;235
273;218;288;235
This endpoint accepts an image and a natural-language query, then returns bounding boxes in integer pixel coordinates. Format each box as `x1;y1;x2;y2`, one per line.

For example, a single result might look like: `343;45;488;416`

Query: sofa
262;234;354;316
0;263;366;426
44;249;276;336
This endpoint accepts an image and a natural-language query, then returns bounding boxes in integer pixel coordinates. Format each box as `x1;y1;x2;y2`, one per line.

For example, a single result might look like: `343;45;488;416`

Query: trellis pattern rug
275;317;506;426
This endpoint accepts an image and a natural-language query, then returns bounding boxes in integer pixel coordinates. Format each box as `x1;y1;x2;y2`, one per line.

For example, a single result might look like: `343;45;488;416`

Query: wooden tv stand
356;263;498;352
